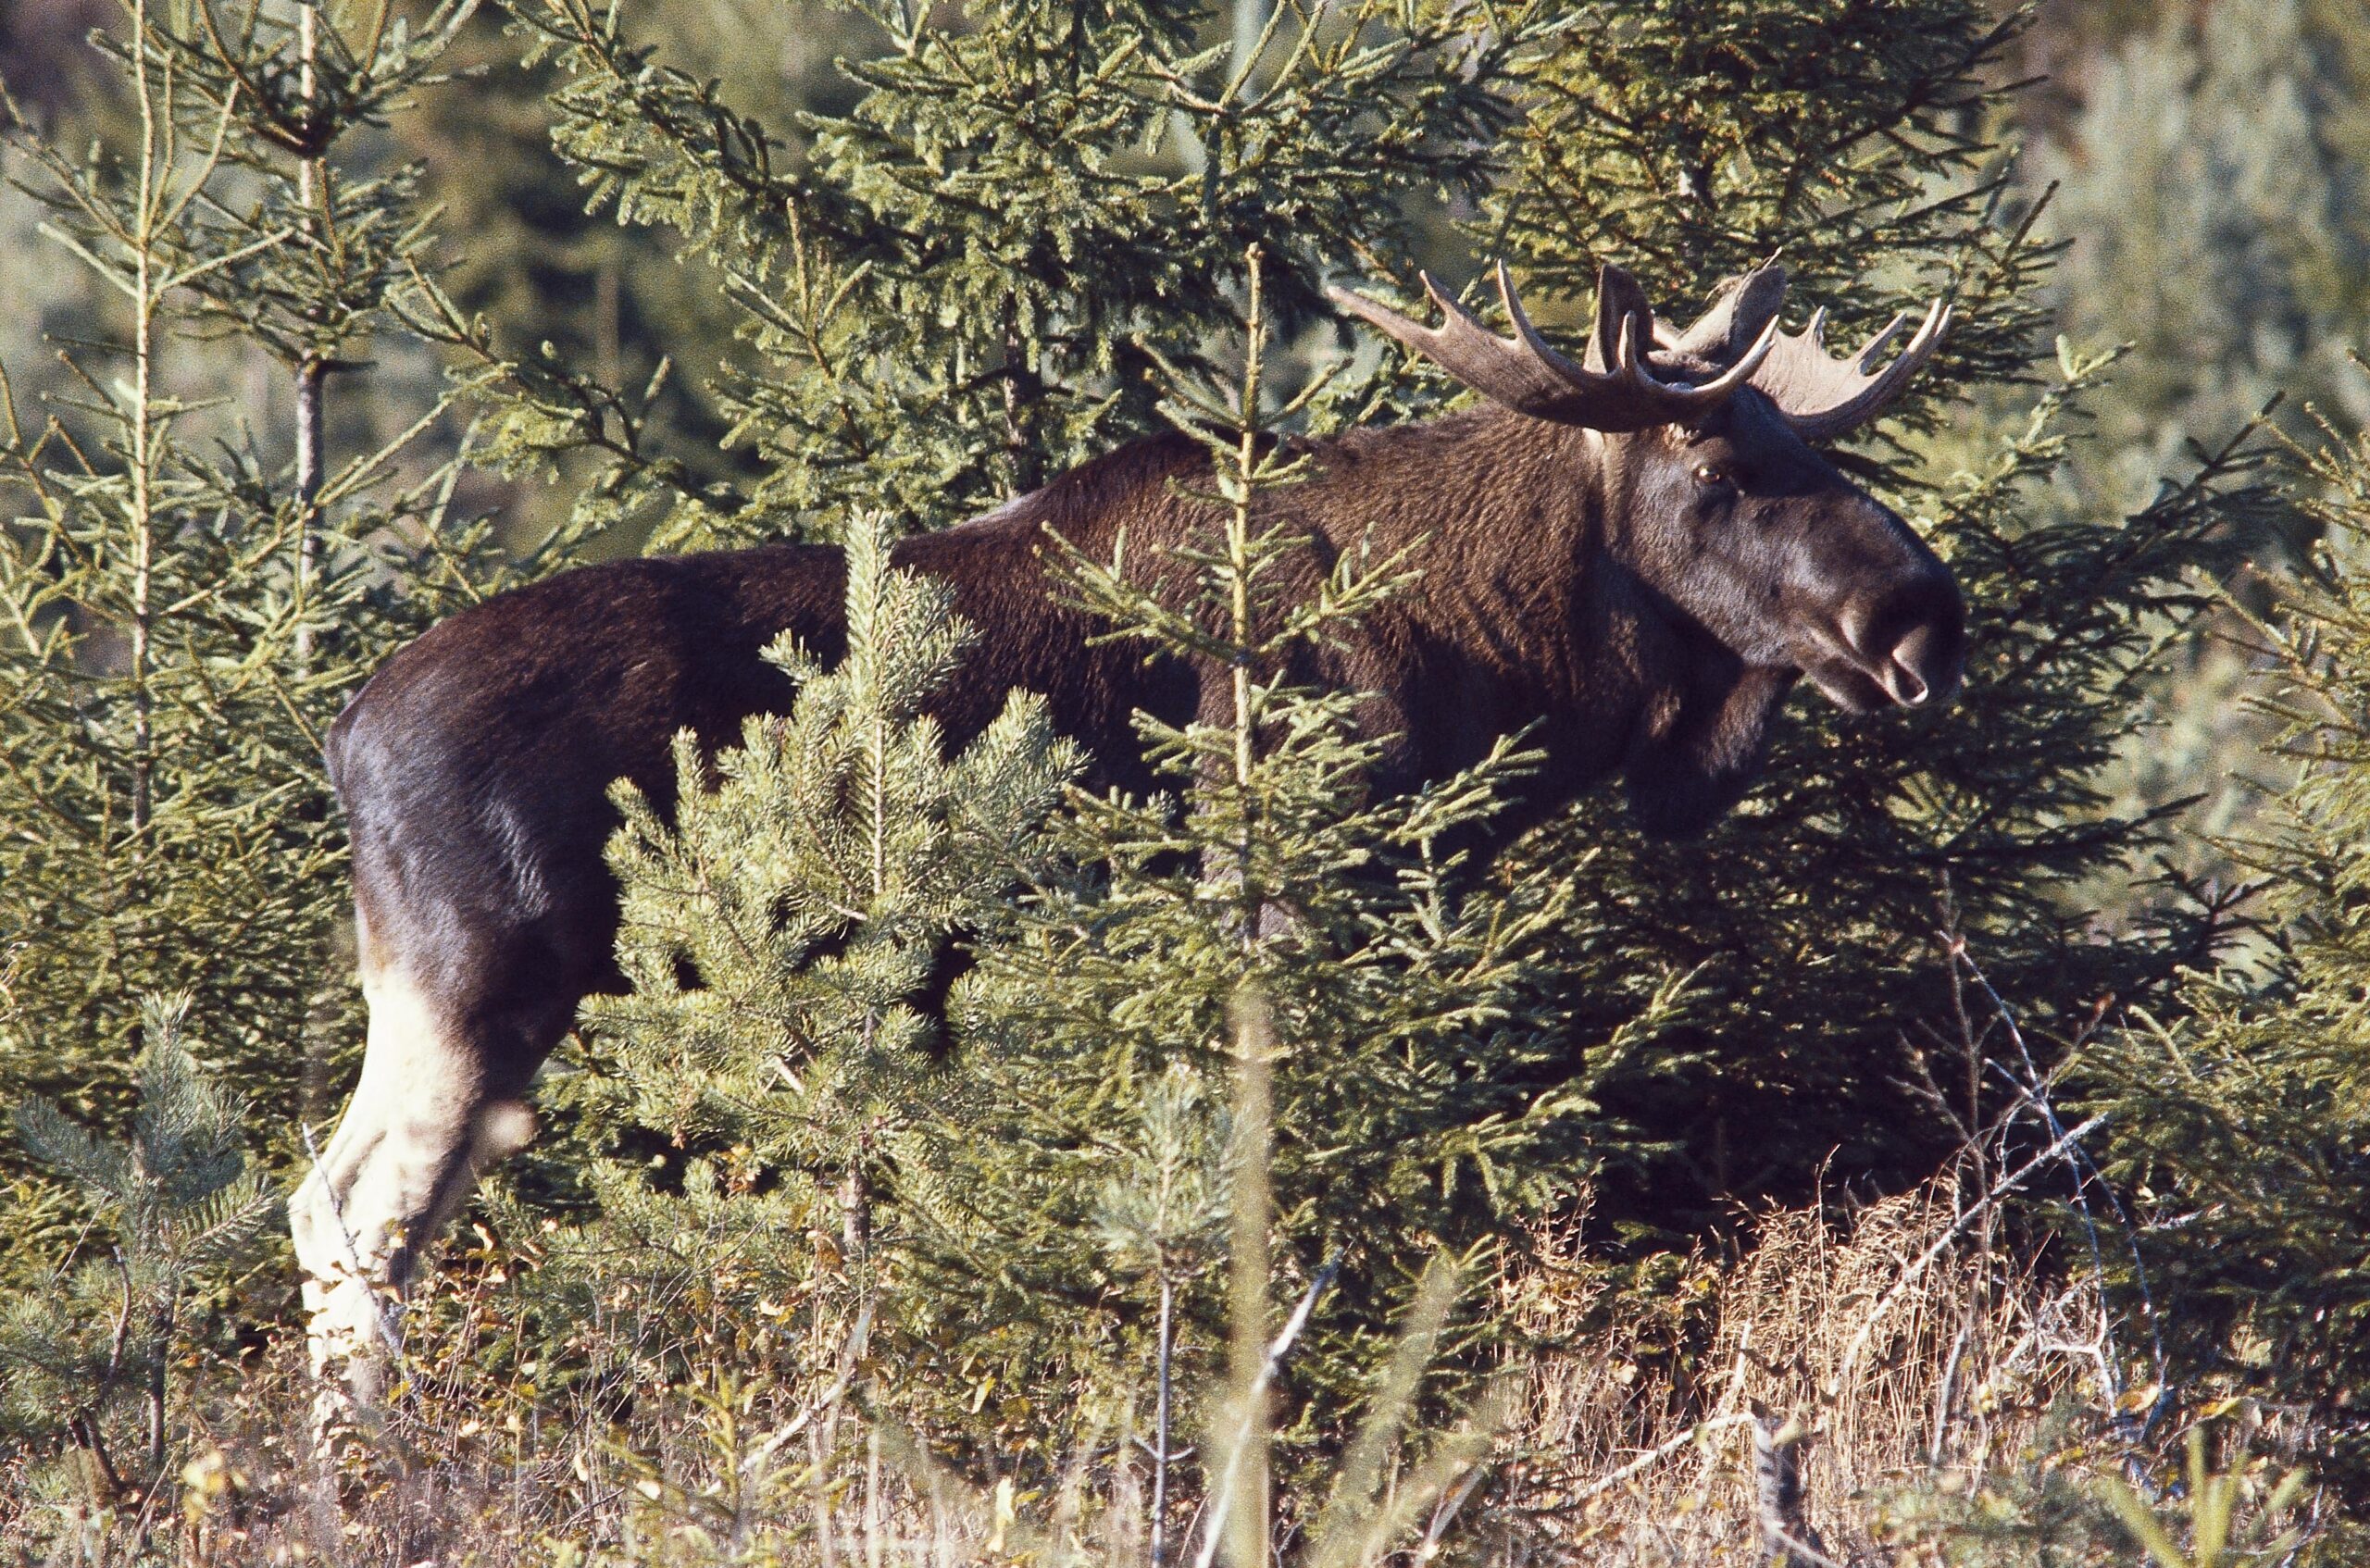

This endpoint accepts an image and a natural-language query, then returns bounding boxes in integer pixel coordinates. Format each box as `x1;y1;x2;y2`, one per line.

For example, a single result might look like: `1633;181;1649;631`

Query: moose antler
1328;262;1777;433
1665;262;1952;440
1746;292;1952;442
1662;266;1790;366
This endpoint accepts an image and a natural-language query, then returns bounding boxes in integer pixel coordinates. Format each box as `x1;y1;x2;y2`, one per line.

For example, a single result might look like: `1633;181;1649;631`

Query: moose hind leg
289;957;536;1417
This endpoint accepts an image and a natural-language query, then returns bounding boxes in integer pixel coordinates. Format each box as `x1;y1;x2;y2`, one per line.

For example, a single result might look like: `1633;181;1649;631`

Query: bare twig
1190;1252;1341;1568
1836;1113;2106;1390
1570;1414;1757;1504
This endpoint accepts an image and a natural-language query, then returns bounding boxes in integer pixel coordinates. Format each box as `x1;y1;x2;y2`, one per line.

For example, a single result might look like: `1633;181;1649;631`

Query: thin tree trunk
293;1;324;672
810;1422;841;1568
1219;247;1274;1568
1232;0;1266;80
1224;1000;1275;1568
840;1160;870;1272
294;358;324;666
128;0;159;840
1751;1409;1821;1566
1001;298;1043;493
595;253;621;391
69;1414;125;1510
146;1297;174;1474
864;1426;883;1568
1151;1273;1175;1568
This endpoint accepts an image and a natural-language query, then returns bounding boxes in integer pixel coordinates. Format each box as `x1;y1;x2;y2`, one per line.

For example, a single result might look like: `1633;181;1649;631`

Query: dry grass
5;1164;2245;1568
1491;1183;2116;1565
3;984;2334;1568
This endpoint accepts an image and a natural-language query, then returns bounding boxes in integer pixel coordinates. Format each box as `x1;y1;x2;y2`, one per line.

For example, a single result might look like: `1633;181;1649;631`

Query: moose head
1329;261;1967;758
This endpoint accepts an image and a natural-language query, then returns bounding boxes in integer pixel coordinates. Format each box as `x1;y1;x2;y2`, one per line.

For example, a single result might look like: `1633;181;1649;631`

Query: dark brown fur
327;395;1963;1101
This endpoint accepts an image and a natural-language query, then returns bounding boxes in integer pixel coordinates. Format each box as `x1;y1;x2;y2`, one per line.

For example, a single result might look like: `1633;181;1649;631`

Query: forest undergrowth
5;1164;2314;1567
0;940;2327;1567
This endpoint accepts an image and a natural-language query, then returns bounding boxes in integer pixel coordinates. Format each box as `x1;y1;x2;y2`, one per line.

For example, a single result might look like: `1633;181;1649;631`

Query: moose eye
1692;463;1731;489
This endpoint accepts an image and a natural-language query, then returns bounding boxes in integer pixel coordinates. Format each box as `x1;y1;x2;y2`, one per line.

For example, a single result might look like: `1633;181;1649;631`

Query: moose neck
1295;404;1615;697
1301;404;1653;755
1283;404;1790;835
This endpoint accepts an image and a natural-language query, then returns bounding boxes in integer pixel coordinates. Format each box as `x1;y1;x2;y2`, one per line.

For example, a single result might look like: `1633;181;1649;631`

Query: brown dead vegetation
13;1158;2320;1568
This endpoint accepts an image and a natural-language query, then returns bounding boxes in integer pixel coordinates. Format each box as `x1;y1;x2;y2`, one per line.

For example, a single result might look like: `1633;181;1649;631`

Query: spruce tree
392;0;875;547
537;509;1078;1420
0;0;493;1223
424;0;1551;554
2083;425;2370;1514
0;995;273;1515
1444;0;2278;1226
580;507;1079;1228
889;256;1681;1492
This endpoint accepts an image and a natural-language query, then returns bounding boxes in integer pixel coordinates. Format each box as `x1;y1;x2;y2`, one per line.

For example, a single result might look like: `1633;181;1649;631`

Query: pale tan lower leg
290;964;531;1419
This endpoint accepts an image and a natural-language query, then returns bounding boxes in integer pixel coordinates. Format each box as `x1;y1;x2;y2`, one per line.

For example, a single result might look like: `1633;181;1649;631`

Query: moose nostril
1838;581;1965;706
1845;584;1939;660
1887;618;1963;705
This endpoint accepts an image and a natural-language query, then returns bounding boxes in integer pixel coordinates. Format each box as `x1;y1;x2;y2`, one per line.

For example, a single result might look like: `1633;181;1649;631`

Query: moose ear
1586;265;1657;377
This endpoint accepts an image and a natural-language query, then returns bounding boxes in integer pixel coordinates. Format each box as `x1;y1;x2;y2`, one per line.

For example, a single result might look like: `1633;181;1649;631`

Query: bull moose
292;259;1966;1404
